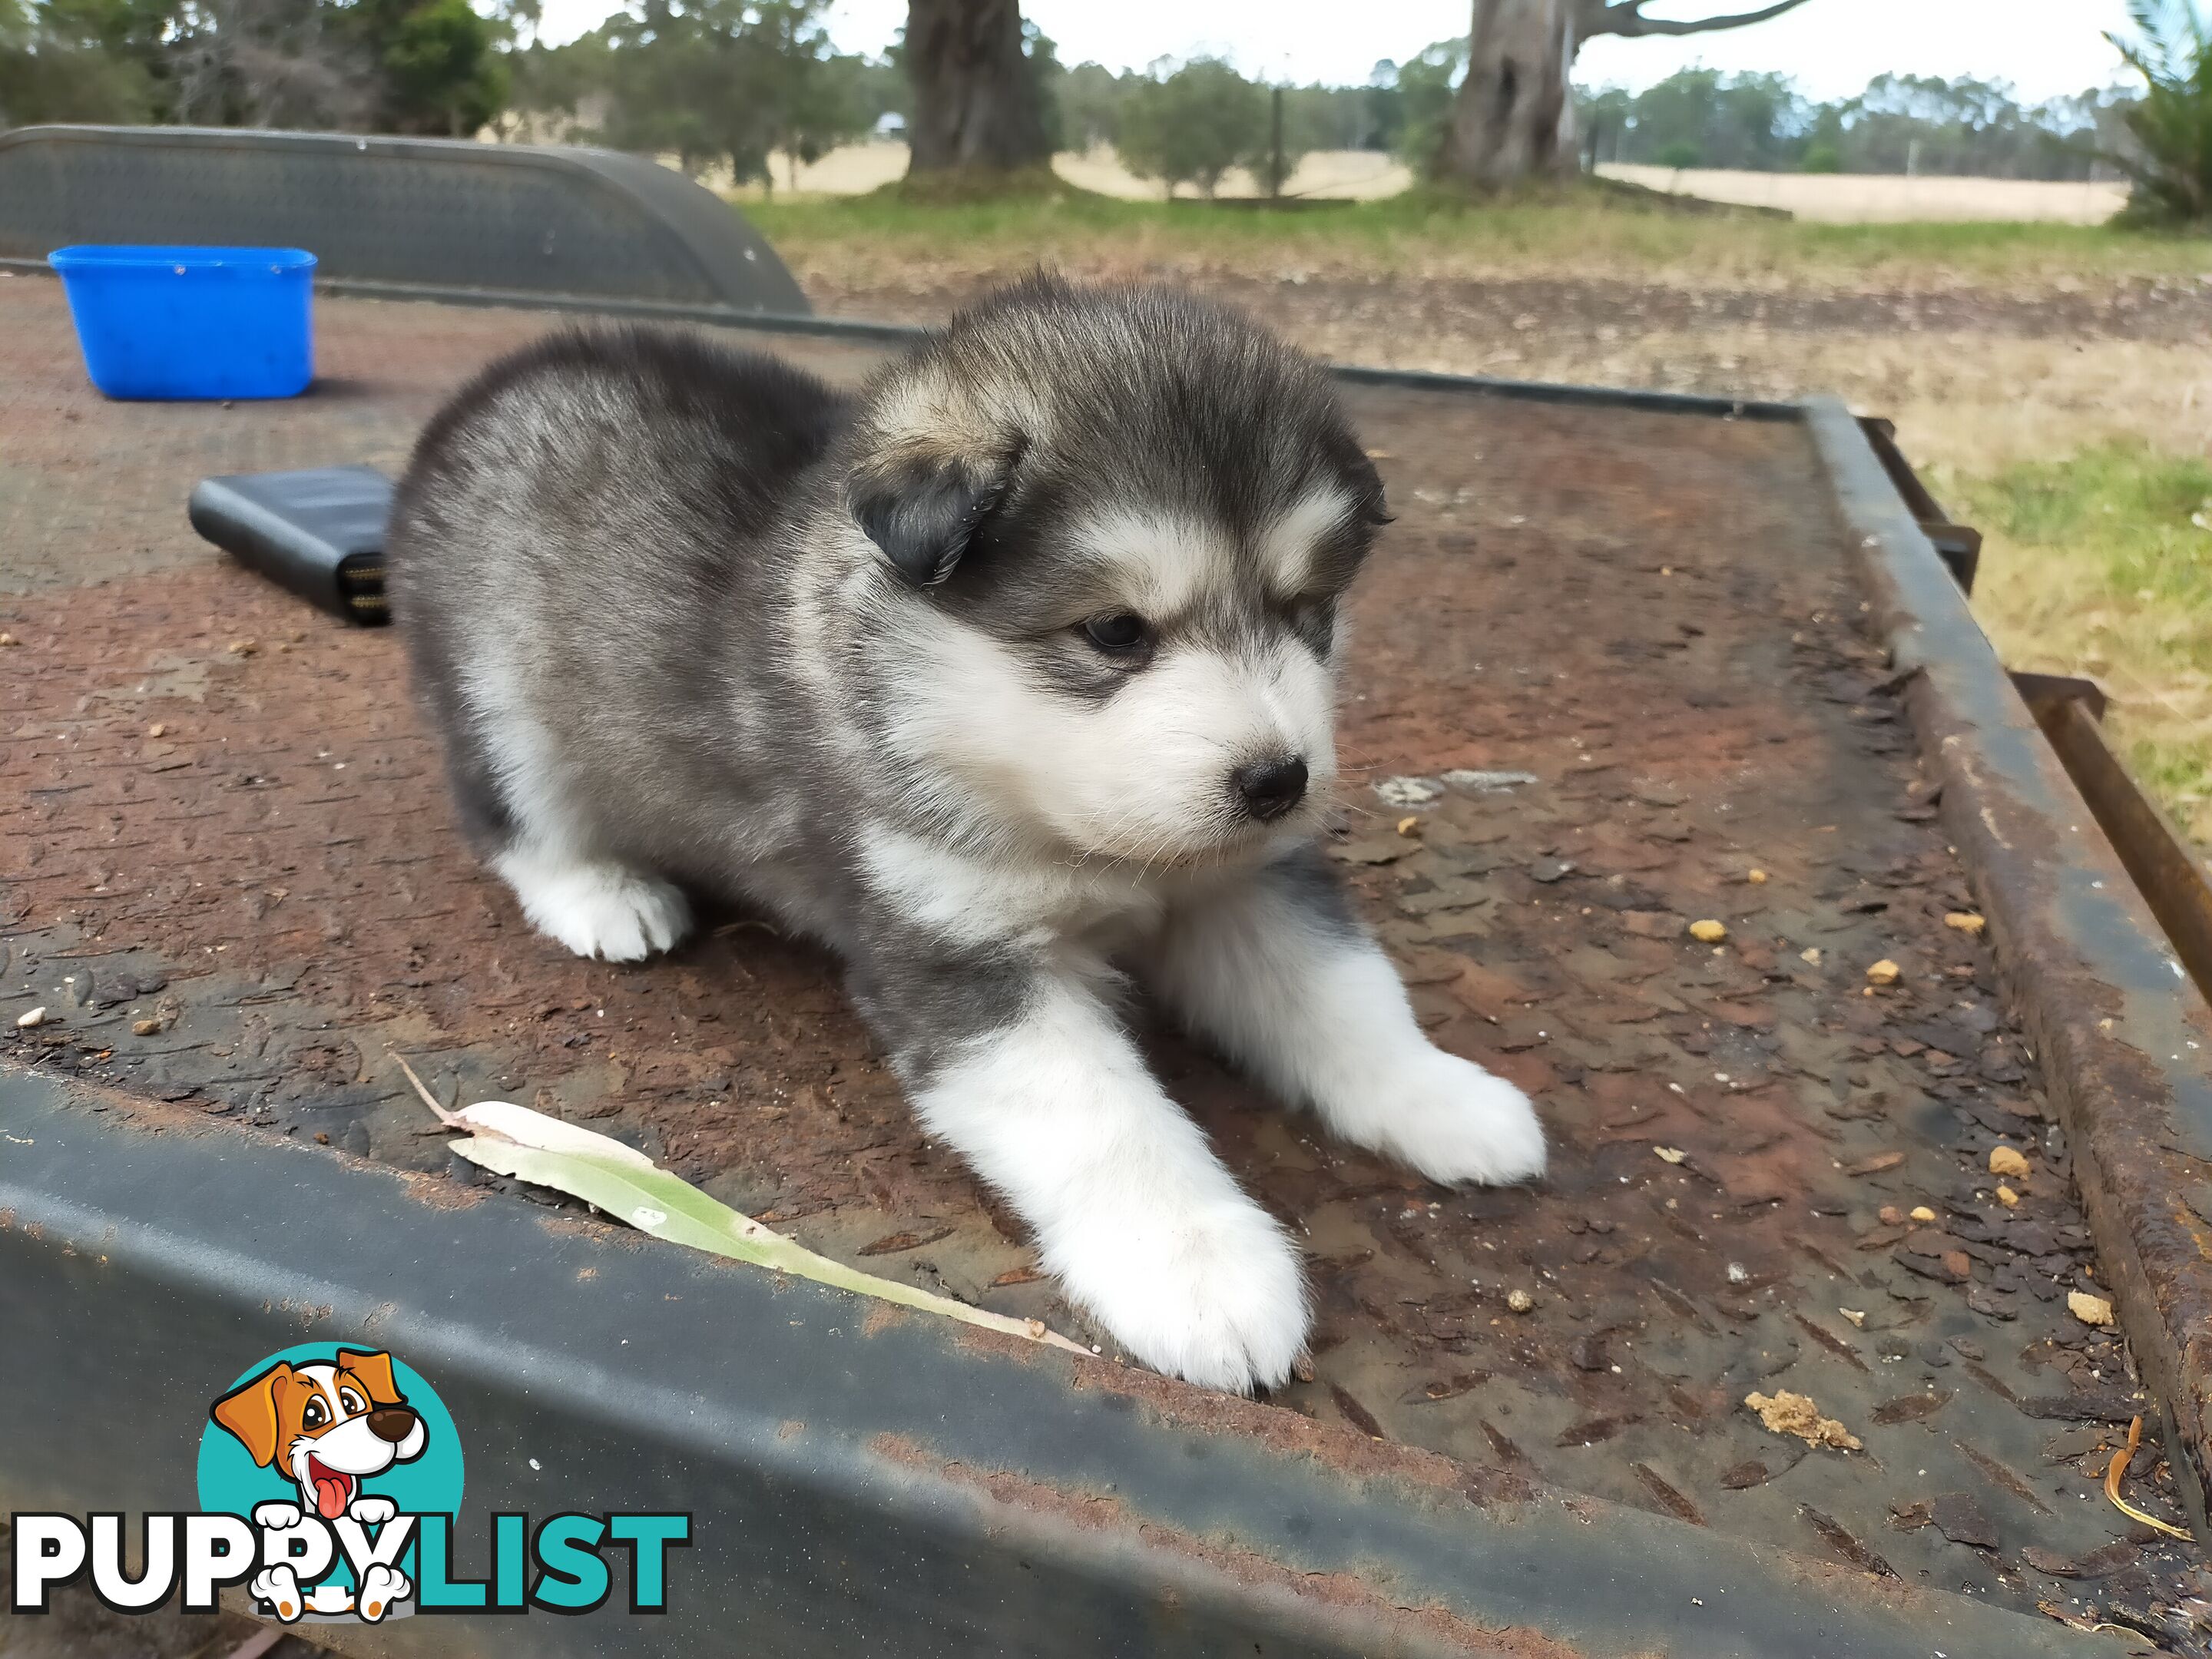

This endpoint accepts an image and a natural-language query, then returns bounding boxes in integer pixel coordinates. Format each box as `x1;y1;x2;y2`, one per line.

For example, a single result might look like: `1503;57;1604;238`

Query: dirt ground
6;276;2210;1646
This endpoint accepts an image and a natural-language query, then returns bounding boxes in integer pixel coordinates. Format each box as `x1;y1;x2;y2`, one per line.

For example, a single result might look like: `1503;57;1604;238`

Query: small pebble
1506;1288;1535;1314
16;1005;48;1028
1944;912;1986;935
1395;815;1420;837
1688;919;1727;942
1988;1145;2032;1180
2068;1290;2114;1328
227;638;257;656
147;723;166;737
1800;946;1821;965
1654;1145;1687;1164
1747;868;1767;884
1865;959;1900;985
1909;1205;1936;1223
0;631;17;647
1878;1204;1905;1225
1995;1184;2020;1207
132;1018;163;1036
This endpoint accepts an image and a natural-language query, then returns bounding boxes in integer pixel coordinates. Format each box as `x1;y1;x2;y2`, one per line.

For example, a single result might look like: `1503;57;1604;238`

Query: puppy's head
210;1349;428;1519
844;274;1387;865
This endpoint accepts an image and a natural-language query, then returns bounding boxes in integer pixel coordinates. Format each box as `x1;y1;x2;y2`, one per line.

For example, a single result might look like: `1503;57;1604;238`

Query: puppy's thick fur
389;276;1544;1392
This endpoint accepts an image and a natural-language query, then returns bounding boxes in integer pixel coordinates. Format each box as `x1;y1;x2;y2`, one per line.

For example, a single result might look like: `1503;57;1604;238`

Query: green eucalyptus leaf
444;1100;1086;1356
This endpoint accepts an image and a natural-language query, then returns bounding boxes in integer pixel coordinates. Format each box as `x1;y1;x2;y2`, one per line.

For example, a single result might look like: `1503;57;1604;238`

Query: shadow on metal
0;124;807;315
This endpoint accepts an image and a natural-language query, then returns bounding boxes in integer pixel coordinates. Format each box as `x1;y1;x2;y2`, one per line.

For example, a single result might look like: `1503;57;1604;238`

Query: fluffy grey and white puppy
388;275;1545;1392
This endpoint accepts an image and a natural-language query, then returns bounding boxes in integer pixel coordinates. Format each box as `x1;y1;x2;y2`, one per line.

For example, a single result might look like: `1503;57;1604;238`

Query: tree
0;0;160;123
1433;0;1815;188
1115;56;1265;198
372;0;507;133
2104;0;2212;223
594;0;865;189
902;0;1050;179
1390;36;1467;168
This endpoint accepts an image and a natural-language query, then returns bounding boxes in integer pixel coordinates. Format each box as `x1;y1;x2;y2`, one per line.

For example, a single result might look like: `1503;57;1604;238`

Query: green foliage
1582;65;2135;181
374;0;506;133
1388;36;1465;174
597;0;867;189
1022;18;1063;153
0;0;152;121
0;0;161;124
1114;56;1265;198
1655;139;1700;170
1057;59;1134;150
2106;0;2212;224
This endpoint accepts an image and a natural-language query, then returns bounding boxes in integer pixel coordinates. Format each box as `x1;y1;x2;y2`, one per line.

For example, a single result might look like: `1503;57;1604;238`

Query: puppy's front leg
861;952;1309;1392
1151;851;1545;1186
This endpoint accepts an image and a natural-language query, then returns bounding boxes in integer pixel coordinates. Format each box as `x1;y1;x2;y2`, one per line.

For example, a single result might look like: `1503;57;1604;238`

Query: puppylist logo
12;1343;689;1624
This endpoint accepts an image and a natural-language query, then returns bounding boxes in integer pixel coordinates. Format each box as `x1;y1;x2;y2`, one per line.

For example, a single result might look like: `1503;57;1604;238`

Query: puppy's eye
301;1398;326;1429
339;1387;366;1416
1286;594;1336;643
1080;613;1149;654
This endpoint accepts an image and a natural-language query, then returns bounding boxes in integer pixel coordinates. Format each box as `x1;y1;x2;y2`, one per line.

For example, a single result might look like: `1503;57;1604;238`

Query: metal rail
0;124;808;315
1807;393;2212;1544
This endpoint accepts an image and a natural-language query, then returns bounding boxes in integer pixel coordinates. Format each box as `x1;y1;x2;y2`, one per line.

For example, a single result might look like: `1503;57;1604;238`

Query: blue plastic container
48;245;316;400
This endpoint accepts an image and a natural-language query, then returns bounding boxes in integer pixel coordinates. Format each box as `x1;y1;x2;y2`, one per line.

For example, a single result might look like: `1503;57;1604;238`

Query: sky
531;0;2135;104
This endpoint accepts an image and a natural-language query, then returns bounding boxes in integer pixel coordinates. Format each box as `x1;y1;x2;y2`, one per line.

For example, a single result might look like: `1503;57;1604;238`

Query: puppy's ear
211;1363;292;1468
336;1349;402;1406
848;452;1012;588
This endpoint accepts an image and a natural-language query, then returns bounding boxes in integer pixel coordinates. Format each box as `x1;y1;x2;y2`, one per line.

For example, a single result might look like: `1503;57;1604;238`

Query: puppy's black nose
366;1407;417;1444
1233;756;1308;821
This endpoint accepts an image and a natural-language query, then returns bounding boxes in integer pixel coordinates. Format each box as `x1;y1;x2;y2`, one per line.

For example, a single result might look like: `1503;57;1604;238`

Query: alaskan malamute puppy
389;276;1544;1392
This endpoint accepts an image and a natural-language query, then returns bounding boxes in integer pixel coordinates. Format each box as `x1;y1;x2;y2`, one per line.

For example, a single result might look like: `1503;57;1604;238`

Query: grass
744;190;2212;293
1963;444;2212;838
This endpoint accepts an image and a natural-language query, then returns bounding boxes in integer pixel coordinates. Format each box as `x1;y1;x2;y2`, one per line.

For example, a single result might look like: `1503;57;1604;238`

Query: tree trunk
1435;0;1578;189
903;0;1049;175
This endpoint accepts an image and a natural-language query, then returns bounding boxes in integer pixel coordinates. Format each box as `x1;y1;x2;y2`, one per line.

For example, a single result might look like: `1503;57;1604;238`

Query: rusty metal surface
3;1068;2118;1659
2;277;2207;1647
2024;693;2212;1010
1810;396;2212;1575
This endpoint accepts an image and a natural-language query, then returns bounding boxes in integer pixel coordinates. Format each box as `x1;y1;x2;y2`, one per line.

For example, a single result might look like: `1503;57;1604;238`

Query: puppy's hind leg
1148;849;1545;1187
464;700;690;962
492;840;692;963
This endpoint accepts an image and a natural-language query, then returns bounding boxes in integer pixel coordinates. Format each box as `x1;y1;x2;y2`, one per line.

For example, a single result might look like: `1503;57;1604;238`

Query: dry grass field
745;194;2212;839
736;142;2128;223
1595;164;2128;224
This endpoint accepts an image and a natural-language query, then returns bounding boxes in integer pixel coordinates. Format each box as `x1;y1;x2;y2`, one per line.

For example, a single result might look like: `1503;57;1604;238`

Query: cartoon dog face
211;1349;427;1519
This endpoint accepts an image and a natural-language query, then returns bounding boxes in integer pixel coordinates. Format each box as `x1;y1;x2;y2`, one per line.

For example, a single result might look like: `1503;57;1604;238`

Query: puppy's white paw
250;1565;303;1623
357;1562;411;1622
497;850;691;962
1347;1047;1546;1187
346;1495;397;1526
305;1583;356;1616
250;1500;303;1532
1048;1199;1309;1393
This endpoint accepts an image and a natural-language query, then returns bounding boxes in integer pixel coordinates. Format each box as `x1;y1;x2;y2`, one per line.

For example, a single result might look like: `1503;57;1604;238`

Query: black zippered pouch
187;465;394;624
